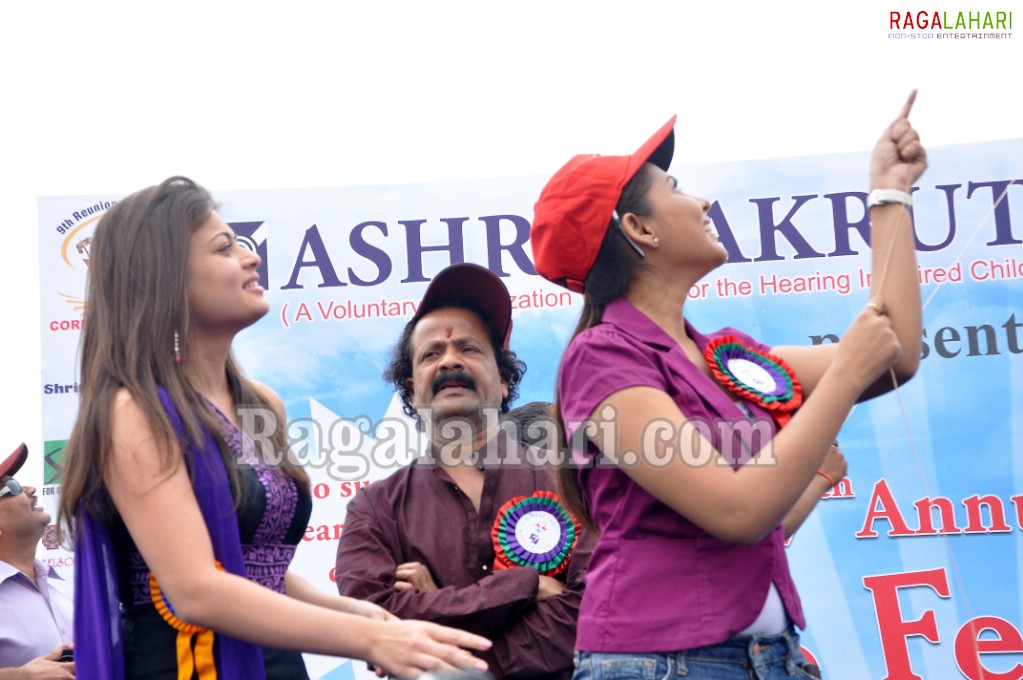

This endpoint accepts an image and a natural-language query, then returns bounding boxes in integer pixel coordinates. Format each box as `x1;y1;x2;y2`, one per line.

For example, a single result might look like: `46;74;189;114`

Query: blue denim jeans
572;628;821;680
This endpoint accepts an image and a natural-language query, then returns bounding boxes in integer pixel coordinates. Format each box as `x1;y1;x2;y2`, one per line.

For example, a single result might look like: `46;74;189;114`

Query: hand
394;561;439;593
820;444;847;486
835;299;901;391
535;574;567;602
340;595;399;621
367;619;491;680
870;90;928;192
18;644;75;679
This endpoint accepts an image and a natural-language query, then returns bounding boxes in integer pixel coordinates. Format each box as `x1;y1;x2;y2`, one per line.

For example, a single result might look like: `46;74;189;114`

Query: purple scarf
74;387;265;679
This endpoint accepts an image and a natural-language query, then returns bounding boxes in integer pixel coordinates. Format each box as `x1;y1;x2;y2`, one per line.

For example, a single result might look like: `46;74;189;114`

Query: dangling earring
174;331;181;363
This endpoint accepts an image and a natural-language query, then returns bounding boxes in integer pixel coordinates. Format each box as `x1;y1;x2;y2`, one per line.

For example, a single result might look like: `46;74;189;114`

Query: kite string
870;164;1023;652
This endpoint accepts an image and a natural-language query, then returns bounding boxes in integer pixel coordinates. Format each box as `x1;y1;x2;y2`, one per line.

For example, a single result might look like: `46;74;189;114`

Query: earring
174;331;181;364
652;237;660;246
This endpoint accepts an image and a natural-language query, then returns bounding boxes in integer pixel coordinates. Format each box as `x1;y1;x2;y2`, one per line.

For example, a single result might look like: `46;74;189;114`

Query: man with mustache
335;263;592;680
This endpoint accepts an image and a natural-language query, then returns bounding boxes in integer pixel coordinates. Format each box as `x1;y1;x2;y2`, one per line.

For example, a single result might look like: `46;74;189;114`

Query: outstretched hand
870;90;928;192
369;619;491;680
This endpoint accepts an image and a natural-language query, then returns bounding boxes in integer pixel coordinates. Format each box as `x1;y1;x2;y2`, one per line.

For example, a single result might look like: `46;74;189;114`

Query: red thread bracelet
817;470;836;486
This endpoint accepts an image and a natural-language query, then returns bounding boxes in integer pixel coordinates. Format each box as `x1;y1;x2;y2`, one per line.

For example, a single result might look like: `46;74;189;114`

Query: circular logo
726;357;778;393
513;510;563;555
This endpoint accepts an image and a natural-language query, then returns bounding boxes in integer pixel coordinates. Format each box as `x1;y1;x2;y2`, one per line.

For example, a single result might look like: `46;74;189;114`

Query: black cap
412;263;512;346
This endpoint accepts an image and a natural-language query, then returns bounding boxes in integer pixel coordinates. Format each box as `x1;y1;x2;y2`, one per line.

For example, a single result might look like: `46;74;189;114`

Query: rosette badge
491;490;580;576
704;335;803;427
150;562;226;679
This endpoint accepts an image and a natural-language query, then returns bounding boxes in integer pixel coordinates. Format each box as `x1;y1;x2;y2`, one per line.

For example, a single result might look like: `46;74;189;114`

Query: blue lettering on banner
269;181;1022;290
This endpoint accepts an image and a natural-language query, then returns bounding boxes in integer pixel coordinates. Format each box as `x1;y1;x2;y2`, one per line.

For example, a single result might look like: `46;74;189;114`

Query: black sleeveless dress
110;409;314;679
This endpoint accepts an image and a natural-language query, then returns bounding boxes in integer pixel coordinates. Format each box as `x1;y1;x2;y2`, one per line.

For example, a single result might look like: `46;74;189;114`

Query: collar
600;299;775;435
601;298;712;353
0;558;60;585
422;426;510;474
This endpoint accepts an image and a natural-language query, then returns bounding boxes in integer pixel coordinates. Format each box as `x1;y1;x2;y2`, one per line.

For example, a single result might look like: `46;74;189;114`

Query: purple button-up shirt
0;559;73;667
560;298;805;653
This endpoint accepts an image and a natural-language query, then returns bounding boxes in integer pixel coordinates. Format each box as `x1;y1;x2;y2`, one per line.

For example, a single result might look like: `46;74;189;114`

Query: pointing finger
898;89;918;120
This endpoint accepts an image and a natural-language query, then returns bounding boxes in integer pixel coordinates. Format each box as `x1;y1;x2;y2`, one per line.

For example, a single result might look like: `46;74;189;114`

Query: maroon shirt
335;431;592;679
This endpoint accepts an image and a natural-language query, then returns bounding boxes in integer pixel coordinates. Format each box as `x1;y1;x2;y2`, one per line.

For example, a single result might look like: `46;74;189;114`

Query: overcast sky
2;1;1020;461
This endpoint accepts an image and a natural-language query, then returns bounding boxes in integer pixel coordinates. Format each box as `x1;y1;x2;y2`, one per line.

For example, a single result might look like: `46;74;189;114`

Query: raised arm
585;300;899;545
865;90;926;385
776;90;927;400
105;388;490;678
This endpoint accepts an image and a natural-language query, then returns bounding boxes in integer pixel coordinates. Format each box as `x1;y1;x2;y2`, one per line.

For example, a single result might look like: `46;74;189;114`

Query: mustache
432;370;477;394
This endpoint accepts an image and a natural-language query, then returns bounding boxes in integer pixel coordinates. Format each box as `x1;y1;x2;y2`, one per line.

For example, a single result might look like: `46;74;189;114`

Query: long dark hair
59;176;309;539
553;163;656;532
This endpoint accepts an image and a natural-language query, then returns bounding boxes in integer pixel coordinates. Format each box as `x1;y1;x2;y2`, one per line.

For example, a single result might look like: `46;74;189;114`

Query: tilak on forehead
409;262;513;348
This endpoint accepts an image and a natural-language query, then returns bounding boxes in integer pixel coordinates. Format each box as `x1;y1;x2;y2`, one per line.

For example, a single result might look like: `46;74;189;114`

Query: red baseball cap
0;443;27;478
530;116;677;292
412;263;513;346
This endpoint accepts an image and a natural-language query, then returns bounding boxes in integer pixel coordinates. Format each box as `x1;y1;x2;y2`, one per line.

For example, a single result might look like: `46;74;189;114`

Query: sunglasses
0;478;23;499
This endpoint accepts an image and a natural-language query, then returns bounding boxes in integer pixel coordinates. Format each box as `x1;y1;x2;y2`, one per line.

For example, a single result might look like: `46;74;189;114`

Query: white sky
2;0;1021;462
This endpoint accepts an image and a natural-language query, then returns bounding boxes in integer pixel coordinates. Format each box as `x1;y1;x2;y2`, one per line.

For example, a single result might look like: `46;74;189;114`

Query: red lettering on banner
857;480;1019;538
822;476;855;499
339;481;370;498
955;616;1023;680
865;569;1023;679
303;523;344;542
863;568;950;680
963;495;1013;534
1012;495;1023;530
857;479;916;537
49;319;82;332
914;495;962;534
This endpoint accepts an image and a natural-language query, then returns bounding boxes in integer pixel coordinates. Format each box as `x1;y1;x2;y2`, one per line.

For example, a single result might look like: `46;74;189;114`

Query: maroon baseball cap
530;116;677;292
412;263;513;346
0;443;27;478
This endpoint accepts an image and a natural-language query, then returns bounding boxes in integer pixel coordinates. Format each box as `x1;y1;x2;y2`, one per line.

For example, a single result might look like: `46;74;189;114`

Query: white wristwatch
867;188;913;209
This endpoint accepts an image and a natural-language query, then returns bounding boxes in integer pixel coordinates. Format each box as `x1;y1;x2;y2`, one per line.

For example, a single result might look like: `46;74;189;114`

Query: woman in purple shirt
528;93;926;679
